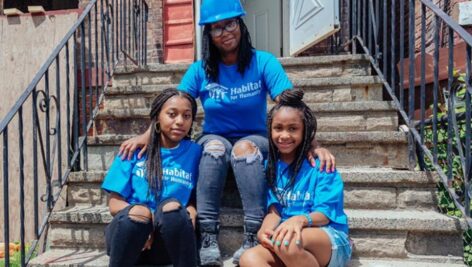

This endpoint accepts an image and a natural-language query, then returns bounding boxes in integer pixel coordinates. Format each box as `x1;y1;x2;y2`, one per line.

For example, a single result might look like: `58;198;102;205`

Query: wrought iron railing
350;0;471;224
0;0;148;265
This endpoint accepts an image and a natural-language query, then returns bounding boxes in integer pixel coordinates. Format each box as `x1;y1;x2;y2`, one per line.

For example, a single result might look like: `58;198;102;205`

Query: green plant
0;243;37;267
419;70;471;266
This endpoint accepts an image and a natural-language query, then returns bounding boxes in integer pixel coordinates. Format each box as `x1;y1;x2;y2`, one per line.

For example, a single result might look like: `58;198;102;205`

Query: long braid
266;89;317;206
202;18;254;82
146;88;197;199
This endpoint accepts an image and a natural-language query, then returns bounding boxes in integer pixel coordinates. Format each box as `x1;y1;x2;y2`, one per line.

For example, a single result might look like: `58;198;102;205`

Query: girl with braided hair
118;1;336;265
240;89;352;267
102;88;201;267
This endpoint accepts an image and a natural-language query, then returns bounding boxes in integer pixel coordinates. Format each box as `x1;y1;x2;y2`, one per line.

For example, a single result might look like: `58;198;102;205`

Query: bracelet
303;213;313;227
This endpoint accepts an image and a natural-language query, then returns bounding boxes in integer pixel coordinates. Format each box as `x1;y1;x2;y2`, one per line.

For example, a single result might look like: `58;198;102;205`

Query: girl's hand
257;228;275;251
142;233;154;250
308;147;336;173
118;131;150;160
186;205;197;229
271;216;305;248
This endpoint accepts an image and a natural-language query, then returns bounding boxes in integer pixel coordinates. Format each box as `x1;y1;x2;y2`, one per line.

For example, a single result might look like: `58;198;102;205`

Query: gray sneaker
232;232;258;265
200;231;222;266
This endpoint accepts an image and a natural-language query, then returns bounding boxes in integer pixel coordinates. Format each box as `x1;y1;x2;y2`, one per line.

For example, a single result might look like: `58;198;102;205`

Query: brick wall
147;0;163;63
413;0;470;53
78;0;163;63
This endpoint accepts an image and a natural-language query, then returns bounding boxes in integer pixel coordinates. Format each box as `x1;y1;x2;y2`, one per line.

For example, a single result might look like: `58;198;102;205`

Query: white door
242;0;282;57
289;0;340;55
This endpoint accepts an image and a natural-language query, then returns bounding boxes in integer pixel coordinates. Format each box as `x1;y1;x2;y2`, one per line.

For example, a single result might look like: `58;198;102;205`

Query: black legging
105;200;197;267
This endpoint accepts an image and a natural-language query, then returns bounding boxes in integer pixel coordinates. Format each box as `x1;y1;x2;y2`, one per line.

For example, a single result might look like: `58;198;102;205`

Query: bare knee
276;245;306;265
203;140;226;158
162;201;181;212
232;140;258;158
128;205;152;223
240;248;264;267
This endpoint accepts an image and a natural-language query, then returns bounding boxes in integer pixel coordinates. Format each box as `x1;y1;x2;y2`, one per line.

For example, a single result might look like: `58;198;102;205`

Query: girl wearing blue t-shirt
117;1;336;265
240;89;352;267
102;88;202;267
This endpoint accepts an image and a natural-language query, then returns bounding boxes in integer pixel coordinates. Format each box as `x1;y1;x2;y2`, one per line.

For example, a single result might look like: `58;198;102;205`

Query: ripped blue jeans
196;134;268;229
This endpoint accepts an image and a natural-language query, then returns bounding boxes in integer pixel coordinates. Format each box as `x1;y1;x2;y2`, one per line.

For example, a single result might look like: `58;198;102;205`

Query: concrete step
45;206;465;260
28;248;250;267
105;76;384;109
67;168;438;210
83;131;409;171
94;101;398;135
348;257;466;266
28;249;466;267
112;55;372;87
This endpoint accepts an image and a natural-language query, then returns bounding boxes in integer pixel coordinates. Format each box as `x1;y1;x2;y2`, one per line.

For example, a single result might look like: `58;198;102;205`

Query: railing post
3;127;10;267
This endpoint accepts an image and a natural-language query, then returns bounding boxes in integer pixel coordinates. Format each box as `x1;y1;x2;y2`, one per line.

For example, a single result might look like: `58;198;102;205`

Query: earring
154;122;160;134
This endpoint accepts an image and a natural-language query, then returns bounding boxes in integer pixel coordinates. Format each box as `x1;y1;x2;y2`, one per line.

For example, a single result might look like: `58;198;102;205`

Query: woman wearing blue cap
119;0;336;265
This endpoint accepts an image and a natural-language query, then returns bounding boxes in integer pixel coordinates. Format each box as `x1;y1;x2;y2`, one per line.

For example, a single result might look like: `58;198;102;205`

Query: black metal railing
350;0;471;223
0;0;148;265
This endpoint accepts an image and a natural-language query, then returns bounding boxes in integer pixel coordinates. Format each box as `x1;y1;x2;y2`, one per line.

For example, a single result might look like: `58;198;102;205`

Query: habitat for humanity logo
206;83;229;101
206;80;263;101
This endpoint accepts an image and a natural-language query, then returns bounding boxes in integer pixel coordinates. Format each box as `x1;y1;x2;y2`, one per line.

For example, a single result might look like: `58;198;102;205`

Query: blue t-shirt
102;139;202;212
267;159;349;234
178;50;293;138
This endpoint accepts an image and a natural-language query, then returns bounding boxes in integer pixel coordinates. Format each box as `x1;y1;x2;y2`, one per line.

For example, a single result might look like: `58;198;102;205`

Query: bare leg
239;245;284;267
272;227;332;267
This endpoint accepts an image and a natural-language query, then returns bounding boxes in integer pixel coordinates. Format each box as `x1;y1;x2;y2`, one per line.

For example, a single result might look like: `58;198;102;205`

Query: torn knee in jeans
128;205;152;223
203;140;226;158
232;140;262;164
162;201;181;212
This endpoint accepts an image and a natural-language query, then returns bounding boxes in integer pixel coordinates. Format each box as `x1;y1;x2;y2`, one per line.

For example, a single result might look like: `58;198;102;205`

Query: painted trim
195;0;202;60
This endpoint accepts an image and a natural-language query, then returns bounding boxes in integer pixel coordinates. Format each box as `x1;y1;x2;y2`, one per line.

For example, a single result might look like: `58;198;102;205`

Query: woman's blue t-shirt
102;139;202;212
178;50;293;138
267;159;349;234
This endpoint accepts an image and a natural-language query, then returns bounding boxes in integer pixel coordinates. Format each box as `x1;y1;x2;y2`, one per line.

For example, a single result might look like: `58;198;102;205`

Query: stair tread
97;101;398;118
87;131;408;146
108;76;383;95
49;206;465;232
68;168;438;185
113;54;370;74
348;257;466;266
29;249;466;267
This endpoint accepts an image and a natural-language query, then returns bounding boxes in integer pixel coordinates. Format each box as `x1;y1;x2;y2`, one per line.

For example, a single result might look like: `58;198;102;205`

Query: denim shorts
321;226;352;267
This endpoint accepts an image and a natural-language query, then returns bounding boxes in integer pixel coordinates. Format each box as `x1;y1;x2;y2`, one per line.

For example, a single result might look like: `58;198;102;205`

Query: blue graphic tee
178;50;293;138
267;159;349;234
102;139;202;212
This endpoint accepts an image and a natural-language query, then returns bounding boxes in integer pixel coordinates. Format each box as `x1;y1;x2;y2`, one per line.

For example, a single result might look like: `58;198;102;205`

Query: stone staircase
30;55;467;266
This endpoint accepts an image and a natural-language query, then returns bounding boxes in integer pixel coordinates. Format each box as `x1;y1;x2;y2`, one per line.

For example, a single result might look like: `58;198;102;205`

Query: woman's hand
118;127;151;160
308;147;336;173
271;216;306;247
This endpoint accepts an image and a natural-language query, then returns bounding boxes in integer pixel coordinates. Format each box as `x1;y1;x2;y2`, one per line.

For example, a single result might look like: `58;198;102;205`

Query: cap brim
199;12;246;25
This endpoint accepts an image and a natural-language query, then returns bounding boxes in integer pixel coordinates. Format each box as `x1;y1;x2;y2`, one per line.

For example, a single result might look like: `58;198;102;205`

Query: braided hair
202;17;254;82
146;88;197;199
266;89;317;205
